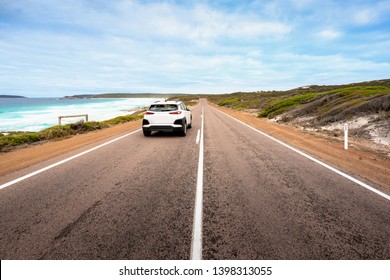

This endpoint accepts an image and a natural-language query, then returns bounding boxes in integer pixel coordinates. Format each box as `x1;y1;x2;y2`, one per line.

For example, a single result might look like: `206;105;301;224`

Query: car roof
151;100;182;105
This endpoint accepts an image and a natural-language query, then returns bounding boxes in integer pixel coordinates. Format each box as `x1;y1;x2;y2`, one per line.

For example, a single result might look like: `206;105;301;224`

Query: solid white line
0;129;142;190
191;107;204;260
196;129;200;145
213;107;390;202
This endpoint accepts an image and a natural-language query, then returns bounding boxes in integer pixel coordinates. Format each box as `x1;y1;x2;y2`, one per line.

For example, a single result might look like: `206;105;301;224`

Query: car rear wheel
143;129;151;137
181;120;187;137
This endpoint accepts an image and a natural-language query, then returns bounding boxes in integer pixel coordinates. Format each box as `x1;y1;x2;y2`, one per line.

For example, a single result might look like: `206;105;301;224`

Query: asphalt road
0;99;389;259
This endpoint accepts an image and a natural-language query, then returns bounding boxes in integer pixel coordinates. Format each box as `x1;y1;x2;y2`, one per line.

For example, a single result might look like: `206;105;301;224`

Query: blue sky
1;0;390;97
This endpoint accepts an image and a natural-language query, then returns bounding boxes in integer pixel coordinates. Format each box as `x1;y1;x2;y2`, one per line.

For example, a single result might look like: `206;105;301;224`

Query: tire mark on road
53;200;102;241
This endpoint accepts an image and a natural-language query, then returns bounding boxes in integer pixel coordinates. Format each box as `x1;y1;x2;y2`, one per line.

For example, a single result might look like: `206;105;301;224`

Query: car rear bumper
143;124;183;132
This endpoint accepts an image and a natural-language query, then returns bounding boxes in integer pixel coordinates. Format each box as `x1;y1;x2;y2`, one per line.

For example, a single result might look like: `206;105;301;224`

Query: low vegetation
0;111;145;152
205;80;390;126
290;87;389;125
218;97;241;107
259;93;317;117
201;79;390;147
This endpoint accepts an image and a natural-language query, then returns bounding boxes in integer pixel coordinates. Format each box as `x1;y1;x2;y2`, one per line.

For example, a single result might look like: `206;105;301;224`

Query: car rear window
149;104;178;112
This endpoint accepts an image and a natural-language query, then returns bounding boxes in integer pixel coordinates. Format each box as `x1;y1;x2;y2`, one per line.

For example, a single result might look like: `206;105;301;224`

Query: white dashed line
196;129;200;145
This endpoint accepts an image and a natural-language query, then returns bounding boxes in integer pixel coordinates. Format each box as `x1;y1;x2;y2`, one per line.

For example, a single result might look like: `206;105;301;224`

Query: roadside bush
259;93;317;117
38;125;73;140
83;121;108;130
0;133;40;151
103;114;143;126
218;98;241;107
233;104;249;110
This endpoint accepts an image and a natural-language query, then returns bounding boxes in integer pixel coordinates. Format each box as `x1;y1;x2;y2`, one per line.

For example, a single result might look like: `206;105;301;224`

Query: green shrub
218;98;241;107
83;121;108;130
103;114;143;126
259;93;317;117
0;133;40;150
233;104;249;110
327;86;390;97
39;125;73;140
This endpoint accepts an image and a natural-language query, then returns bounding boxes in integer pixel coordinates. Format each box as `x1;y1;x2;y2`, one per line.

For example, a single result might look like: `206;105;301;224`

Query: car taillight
145;111;154;115
169;111;182;115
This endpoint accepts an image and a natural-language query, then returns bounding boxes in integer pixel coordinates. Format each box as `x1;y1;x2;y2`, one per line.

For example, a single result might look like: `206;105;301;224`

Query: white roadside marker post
344;123;349;150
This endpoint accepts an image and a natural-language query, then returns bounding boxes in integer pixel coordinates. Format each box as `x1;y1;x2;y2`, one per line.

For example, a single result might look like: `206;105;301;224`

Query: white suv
142;101;192;136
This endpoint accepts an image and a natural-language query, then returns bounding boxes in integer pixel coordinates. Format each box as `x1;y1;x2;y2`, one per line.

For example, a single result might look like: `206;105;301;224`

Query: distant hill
0;95;26;98
61;93;186;99
202;78;390;147
205;78;390;121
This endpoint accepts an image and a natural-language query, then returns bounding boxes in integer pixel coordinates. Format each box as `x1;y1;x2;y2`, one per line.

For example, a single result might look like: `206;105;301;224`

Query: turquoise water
0;97;162;132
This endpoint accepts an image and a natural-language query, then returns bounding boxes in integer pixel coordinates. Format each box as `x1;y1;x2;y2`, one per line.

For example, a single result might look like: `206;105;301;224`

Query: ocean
0;97;163;132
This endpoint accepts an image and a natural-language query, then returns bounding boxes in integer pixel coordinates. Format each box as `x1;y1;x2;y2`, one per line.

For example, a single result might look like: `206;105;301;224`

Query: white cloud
317;29;342;40
351;1;390;25
112;3;292;43
1;0;390;96
353;9;378;25
265;52;390;86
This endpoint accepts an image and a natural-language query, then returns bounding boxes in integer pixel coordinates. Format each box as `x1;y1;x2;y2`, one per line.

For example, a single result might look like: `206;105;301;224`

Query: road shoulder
0;120;142;177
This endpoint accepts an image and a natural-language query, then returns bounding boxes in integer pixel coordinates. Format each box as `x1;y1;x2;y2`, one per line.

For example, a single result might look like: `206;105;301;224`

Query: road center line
196;129;200;145
214;107;390;202
0;129;142;190
191;107;204;260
